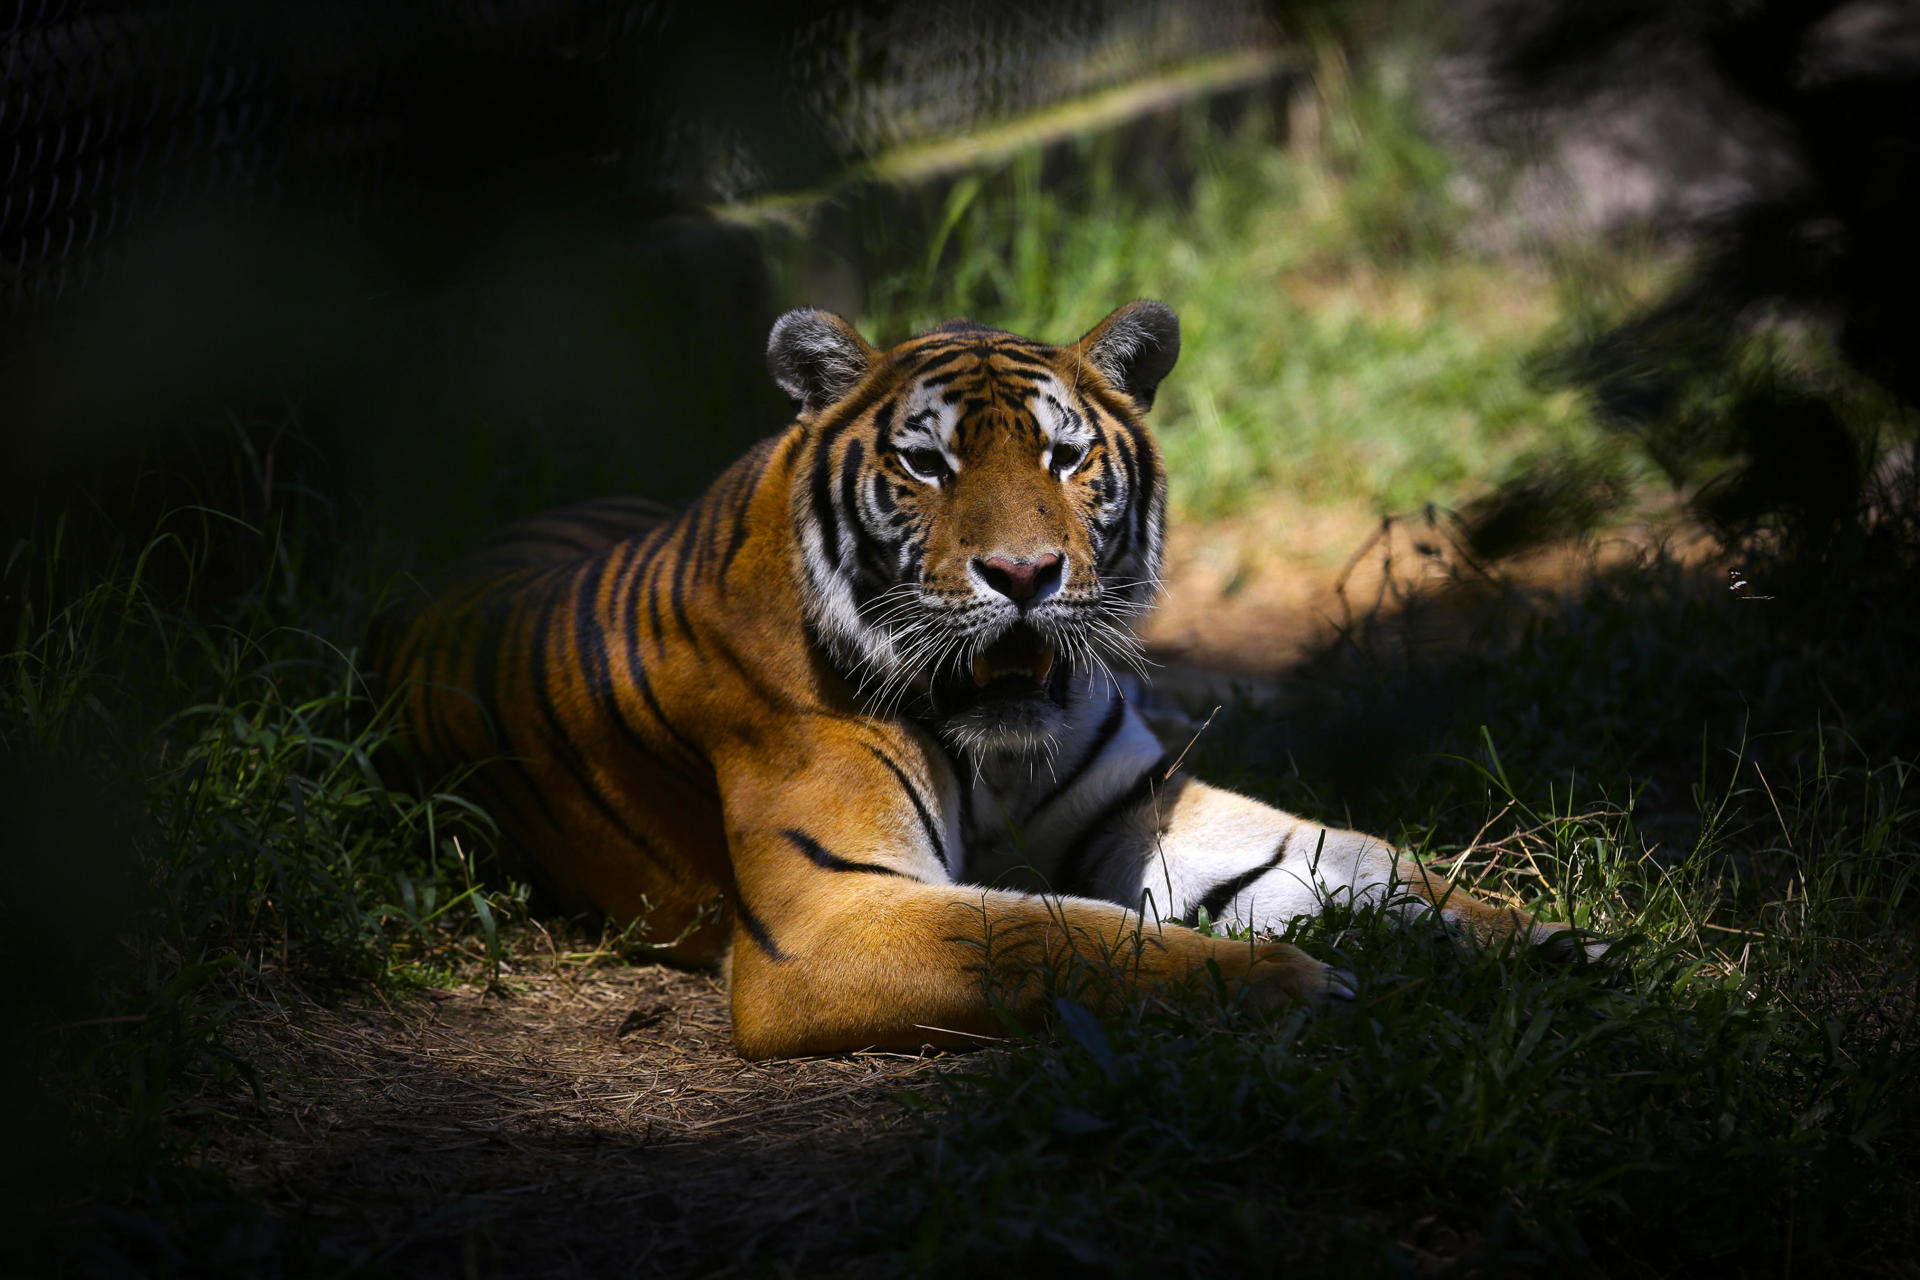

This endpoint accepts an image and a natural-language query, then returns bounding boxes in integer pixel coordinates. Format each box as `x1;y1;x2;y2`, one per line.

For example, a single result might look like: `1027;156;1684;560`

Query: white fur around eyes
896;383;963;466
1031;377;1094;441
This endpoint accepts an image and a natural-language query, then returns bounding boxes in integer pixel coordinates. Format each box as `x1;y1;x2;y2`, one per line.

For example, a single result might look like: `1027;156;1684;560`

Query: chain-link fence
2;0;1276;316
788;0;1275;162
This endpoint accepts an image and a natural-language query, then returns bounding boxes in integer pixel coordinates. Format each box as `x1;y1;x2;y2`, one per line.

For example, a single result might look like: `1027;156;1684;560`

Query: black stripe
1094;455;1127;569
692;477;725;581
809;399;872;566
1027;695;1128;822
1119;416;1160;553
616;538;710;780
616;519;672;619
668;510;702;643
619;515;677;621
782;828;911;878
644;541;669;649
866;746;948;872
911;345;975;373
528;574;663;847
841;436;890;613
1056;753;1172;893
1090;402;1142;562
642;504;697;651
718;437;777;583
575;544;707;805
852;531;895;616
868;400;895;450
840;436;866;524
1147;495;1166;567
571;548;617;685
1186;829;1296;926
467;581;566;831
626;655;710;785
734;894;789;961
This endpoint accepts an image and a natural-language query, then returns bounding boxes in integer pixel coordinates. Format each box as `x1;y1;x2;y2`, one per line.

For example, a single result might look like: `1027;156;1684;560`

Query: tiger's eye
1052;442;1085;473
901;447;948;480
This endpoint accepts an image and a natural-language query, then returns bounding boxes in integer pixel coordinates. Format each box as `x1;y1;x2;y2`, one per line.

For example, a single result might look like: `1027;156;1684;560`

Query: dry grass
197;959;963;1277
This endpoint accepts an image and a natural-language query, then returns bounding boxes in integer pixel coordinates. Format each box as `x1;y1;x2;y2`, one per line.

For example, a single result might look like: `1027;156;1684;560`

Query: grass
1;475;524;1240
813;42;1919;1273
842;41;1661;528
877;571;1920;1271
6;35;1918;1279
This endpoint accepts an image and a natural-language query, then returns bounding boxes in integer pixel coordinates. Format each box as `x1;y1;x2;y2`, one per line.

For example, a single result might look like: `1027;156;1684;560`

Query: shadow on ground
123;967;956;1277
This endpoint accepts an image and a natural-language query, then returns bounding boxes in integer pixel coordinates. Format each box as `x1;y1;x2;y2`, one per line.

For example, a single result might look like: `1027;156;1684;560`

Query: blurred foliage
1465;0;1920;556
0;450;517;1262
767;41;1636;525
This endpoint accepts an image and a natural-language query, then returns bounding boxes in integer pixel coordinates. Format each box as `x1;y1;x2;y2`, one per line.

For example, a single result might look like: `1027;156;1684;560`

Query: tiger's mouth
970;626;1056;689
929;623;1068;712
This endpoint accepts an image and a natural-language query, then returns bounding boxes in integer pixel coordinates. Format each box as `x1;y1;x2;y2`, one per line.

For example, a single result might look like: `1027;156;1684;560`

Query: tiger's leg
1116;776;1592;952
712;740;1354;1060
1046;705;1594;956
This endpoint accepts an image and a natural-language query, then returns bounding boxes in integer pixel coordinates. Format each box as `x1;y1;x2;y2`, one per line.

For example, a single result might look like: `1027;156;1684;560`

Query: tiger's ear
1076;300;1181;412
767;309;877;414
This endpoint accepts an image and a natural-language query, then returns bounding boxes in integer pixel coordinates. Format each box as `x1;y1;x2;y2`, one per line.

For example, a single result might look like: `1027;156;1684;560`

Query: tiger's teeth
1031;647;1054;682
972;652;993;687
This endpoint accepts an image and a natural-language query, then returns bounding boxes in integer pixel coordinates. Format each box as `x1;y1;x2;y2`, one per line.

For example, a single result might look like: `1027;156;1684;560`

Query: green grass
843;43;1659;526
805;43;1917;1273
1;484;523;1224
873;557;1920;1271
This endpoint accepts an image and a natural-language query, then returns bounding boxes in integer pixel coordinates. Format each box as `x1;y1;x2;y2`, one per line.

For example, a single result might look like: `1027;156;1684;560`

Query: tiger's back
369;466;792;962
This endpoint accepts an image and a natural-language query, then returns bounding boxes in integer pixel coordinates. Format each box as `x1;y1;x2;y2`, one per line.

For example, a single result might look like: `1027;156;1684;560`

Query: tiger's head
768;301;1178;756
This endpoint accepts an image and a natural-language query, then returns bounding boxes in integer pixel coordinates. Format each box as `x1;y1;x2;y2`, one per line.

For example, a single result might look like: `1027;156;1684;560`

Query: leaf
472;890;500;971
1510;1004;1556;1076
1052;1104;1113;1136
1054;995;1117;1080
285;776;308;834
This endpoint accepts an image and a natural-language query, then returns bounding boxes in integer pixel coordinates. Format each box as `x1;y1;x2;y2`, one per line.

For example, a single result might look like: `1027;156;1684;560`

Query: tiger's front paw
1529;920;1613;962
1239;942;1356;1013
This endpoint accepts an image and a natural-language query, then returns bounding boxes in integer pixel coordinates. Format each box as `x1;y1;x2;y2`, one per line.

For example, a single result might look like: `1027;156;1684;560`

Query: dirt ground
1137;498;1721;786
1143;497;1708;677
205;964;965;1276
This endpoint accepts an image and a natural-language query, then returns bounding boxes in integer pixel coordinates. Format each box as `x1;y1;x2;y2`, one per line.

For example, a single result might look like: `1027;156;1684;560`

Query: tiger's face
770;302;1179;755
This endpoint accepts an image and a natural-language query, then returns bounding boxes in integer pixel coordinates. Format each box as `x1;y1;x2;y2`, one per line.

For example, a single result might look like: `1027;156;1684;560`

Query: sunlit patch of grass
384;961;463;994
853;44;1672;527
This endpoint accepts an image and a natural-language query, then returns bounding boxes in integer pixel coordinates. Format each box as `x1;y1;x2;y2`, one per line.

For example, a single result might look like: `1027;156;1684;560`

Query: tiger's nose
975;553;1064;606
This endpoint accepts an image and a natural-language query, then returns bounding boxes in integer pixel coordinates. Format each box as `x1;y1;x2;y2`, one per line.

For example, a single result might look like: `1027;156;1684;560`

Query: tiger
369;301;1593;1060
